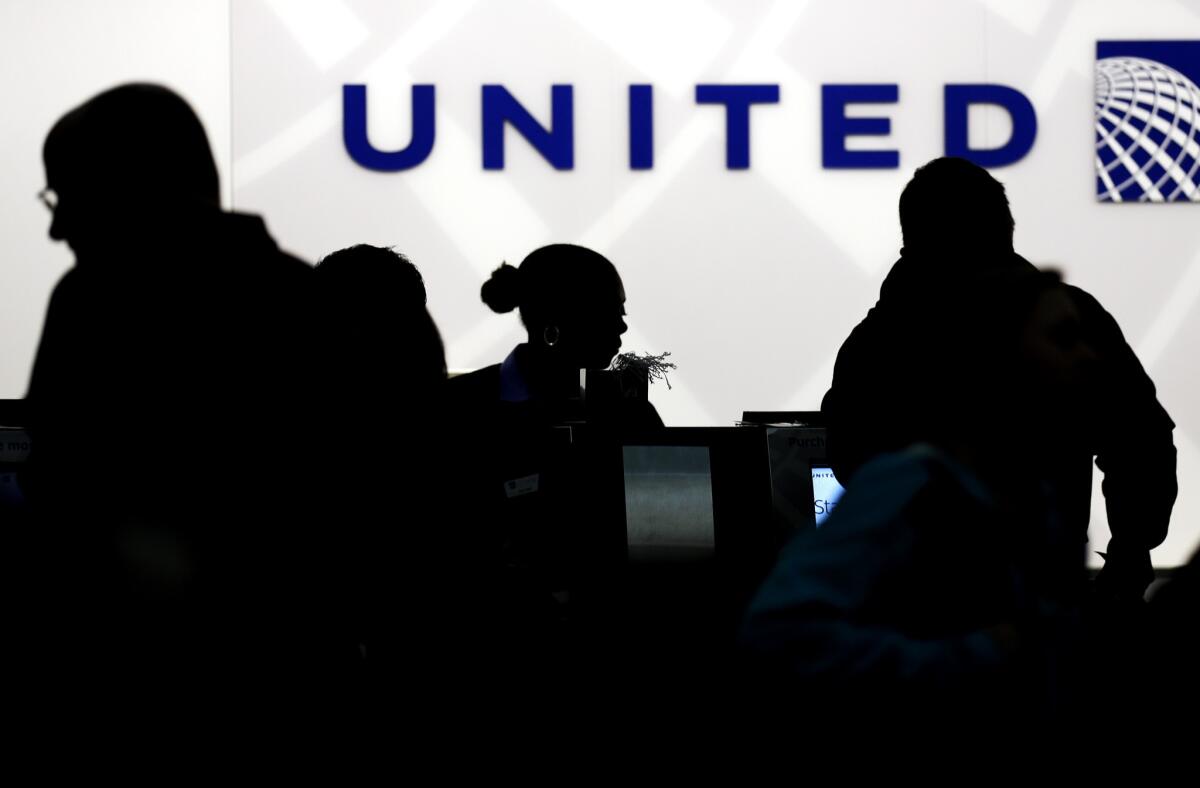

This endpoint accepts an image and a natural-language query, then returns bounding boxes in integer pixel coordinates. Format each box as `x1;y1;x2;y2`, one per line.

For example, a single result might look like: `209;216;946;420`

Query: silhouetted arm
822;316;879;483
1071;287;1177;596
822;307;915;485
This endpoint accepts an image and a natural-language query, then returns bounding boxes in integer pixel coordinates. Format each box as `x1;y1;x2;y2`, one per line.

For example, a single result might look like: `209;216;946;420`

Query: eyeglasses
37;188;57;212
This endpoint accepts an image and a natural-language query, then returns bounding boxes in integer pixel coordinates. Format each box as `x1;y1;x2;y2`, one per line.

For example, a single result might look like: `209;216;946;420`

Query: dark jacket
24;208;320;689
444;349;663;574
440;348;663;695
821;251;1176;595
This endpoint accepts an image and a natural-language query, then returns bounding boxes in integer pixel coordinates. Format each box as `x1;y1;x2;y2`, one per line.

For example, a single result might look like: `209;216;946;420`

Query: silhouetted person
25;83;317;704
743;270;1094;734
451;243;660;428
312;244;448;686
317;243;429;307
822;157;1176;603
445;244;661;703
1148;546;1200;714
315;244;444;403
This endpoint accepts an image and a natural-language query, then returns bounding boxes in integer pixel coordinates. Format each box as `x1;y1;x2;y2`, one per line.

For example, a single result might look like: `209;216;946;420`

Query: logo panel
1096;40;1200;202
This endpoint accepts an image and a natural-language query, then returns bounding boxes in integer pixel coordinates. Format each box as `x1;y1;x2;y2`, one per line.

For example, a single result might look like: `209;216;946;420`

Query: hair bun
481;262;522;314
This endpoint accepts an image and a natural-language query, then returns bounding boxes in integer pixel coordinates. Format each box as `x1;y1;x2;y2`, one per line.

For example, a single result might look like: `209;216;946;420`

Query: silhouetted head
899;157;1015;259
481;244;627;370
316;244;427;308
315;244;445;383
42;83;220;259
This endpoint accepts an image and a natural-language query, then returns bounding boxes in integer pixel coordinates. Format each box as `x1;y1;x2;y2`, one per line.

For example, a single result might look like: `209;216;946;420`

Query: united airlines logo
1096;41;1200;202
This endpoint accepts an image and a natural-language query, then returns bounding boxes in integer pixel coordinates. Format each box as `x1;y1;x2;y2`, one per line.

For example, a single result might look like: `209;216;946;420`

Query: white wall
3;1;1199;566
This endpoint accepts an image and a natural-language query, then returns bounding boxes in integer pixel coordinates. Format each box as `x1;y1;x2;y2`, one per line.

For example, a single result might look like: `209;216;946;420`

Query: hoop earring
543;325;560;348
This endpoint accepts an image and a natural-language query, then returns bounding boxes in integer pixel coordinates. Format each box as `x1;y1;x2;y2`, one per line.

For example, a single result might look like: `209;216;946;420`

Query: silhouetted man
746;270;1095;731
26;84;317;698
821;157;1176;602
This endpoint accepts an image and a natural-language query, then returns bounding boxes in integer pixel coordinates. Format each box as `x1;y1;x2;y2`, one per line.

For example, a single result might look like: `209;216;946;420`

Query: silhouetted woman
449;243;661;429
445;244;661;705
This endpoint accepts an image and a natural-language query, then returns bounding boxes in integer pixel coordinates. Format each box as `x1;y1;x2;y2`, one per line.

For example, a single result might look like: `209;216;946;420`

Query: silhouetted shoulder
1063;283;1171;423
1062;284;1129;345
445;365;502;409
637;400;665;430
213;212;312;277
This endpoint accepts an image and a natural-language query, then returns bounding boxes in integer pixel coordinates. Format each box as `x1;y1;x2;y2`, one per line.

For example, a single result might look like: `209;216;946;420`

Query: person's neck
516;343;582;401
902;243;1016;268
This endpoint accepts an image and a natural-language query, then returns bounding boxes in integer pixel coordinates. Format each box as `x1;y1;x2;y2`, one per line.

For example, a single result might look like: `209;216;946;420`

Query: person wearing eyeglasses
25;84;329;708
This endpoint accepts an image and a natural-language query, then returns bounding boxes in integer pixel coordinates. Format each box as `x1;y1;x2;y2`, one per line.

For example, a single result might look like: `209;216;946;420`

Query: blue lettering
821;84;900;169
944;84;1037;167
340;81;1040;174
695;84;780;169
482;84;574;170
630;84;654;170
342;84;435;172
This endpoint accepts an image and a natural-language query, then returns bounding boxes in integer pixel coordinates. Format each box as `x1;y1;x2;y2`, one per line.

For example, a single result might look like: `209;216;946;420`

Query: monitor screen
623;444;716;561
812;465;845;527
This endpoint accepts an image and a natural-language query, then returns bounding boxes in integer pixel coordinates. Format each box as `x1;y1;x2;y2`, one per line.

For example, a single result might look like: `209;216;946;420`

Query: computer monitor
623;443;716;562
0;413;30;512
811;462;846;527
616;428;775;567
762;425;835;531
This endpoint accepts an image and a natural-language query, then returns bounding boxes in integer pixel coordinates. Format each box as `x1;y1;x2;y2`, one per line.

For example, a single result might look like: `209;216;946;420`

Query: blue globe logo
1095;56;1200;202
